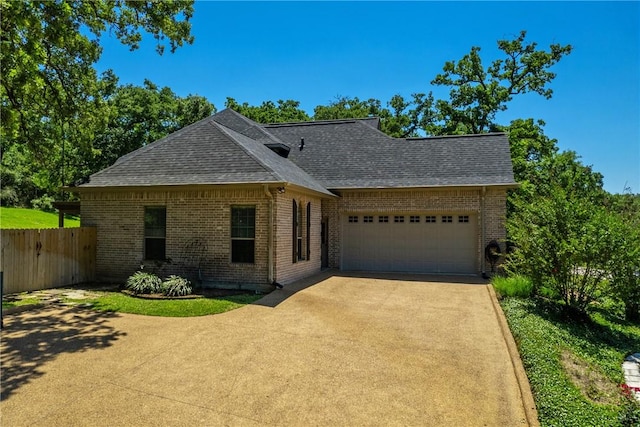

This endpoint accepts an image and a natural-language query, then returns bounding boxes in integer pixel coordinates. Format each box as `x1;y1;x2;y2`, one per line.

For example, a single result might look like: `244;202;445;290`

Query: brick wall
273;189;323;285
321;187;508;273
80;187;270;286
81;185;507;284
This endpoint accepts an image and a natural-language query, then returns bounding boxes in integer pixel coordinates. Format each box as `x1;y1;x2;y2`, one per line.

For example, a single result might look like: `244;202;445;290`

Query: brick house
75;109;517;290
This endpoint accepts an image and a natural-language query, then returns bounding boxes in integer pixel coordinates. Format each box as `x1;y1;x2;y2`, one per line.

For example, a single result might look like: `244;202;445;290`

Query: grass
3;289;263;317
501;297;640;426
492;274;534;298
0;207;80;229
2;297;41;309
86;292;262;317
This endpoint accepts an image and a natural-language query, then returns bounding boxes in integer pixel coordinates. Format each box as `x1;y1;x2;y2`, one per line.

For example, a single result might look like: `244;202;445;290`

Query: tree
606;192;640;322
91;80;214;172
1;0;195;200
225;98;310;123
505;152;614;315
429;31;572;134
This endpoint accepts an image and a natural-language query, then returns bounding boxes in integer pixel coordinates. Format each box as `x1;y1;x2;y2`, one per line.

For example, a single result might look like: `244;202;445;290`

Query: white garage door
342;213;477;274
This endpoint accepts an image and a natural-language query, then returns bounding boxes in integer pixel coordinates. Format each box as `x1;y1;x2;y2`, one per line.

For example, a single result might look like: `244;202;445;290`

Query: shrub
126;271;163;294
162;275;192;297
492;275;533;298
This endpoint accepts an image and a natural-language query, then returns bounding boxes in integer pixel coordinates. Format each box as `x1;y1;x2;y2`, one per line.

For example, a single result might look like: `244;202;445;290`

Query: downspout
263;185;274;284
481;186;487;279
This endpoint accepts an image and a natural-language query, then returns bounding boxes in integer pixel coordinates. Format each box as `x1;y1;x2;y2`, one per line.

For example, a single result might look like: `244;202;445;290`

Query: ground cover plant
0;207;80;229
500;296;640;426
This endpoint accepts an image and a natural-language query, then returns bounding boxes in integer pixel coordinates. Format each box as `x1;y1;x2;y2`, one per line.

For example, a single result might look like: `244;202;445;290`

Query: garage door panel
342;214;477;274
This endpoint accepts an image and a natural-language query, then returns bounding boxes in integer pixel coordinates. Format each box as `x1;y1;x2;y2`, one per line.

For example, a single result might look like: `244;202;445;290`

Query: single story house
74;109;517;289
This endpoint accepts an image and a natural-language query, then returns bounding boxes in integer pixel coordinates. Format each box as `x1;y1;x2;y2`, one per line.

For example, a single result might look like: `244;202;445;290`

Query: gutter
481;186;487;278
263;185;274;284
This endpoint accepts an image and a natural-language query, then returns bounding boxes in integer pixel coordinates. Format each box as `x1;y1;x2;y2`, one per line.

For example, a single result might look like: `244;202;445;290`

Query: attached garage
341;213;477;274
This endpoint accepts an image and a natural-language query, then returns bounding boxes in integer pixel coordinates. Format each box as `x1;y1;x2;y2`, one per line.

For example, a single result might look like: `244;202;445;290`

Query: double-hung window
144;207;166;260
231;206;255;263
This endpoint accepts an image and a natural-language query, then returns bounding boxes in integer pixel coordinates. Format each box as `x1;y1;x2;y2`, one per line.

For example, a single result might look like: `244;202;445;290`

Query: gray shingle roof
81;108;516;192
80;116;333;196
265;120;516;189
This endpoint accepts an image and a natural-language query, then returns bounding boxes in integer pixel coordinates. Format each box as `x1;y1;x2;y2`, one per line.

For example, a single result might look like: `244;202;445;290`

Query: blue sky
95;1;639;194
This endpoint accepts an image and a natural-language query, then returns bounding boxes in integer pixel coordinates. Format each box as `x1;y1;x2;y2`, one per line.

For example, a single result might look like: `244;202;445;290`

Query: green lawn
3;290;263;317
0;207;80;229
85;292;262;317
501;297;640;426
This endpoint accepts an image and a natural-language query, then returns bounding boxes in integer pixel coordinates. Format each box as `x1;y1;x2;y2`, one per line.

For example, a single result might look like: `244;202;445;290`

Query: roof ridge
210;121;278;178
91;115;215;179
265;117;378;127
215;108;292;149
406;132;507;141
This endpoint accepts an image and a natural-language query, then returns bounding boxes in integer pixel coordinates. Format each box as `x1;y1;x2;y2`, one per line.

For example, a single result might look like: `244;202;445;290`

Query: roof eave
327;182;520;191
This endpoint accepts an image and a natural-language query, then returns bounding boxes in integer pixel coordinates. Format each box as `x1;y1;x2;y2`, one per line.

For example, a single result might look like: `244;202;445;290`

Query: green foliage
125;271;163;295
225;97;310;123
1;0;196;203
161;275;193;297
606;192;640;322
501;297;640;426
431;30;572;134
505;151;616;313
0;207;80;229
90;292;261;317
491;275;533;298
91;80;214;172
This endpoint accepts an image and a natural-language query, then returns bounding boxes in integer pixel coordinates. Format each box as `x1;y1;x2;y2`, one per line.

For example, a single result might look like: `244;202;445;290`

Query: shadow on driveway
1;306;125;400
254;269;488;308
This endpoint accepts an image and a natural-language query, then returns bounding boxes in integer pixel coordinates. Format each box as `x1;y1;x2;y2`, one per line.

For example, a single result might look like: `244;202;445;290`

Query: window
379;215;389;223
458;215;470;223
425;216;436;223
293;200;309;262
394;215;405;223
306;202;311;261
348;215;359;223
144;207;166;260
442;215;453;223
363;215;373;223
231;206;255;263
409;215;420;223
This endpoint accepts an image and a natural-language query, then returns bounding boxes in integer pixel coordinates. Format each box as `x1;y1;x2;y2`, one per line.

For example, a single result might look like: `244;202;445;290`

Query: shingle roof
81;108;516;192
265;120;516;189
80;116;333;196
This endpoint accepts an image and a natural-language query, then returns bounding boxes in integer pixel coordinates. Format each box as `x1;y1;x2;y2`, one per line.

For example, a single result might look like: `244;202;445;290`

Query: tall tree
429;30;572;134
0;0;195;196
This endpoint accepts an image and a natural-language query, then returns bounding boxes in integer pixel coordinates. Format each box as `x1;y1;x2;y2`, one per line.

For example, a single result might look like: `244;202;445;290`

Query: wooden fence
0;227;96;294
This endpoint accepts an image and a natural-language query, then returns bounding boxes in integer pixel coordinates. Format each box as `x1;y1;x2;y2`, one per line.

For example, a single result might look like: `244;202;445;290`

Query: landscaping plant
125;271;163;294
491;275;533;298
161;275;192;297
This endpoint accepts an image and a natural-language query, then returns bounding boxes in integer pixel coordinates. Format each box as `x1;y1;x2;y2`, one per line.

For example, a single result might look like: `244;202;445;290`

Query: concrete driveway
1;272;536;426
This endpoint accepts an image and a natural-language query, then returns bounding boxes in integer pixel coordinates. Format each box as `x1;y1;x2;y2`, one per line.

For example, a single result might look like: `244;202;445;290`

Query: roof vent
299;137;305;151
